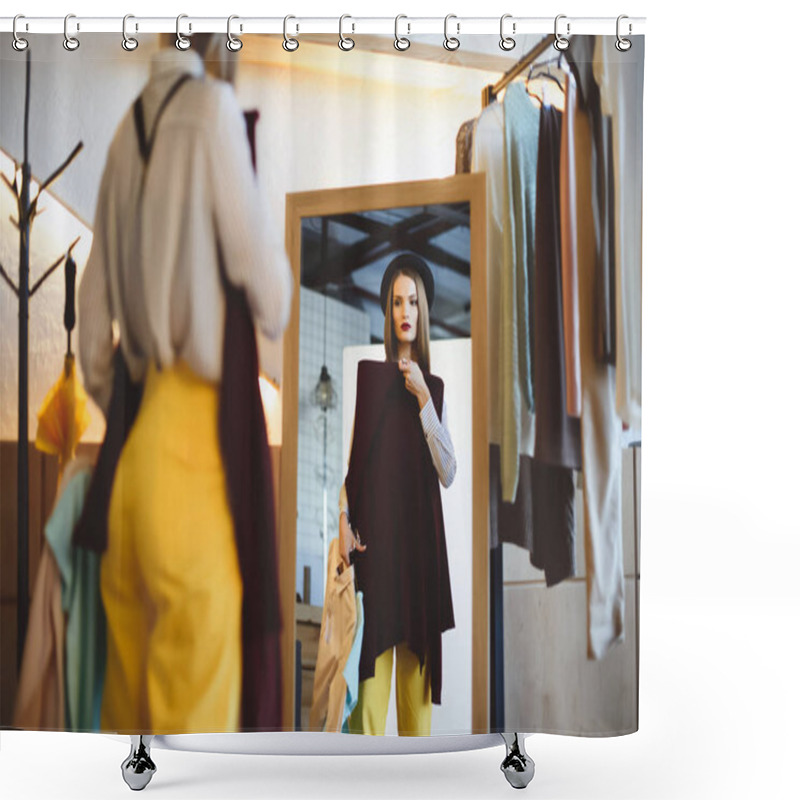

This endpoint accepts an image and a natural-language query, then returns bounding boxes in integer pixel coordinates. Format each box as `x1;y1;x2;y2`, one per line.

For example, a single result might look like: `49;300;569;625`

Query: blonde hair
384;268;431;374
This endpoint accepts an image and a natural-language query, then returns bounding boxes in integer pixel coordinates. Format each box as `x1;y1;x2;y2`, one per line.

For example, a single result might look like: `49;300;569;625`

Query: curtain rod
0;16;646;37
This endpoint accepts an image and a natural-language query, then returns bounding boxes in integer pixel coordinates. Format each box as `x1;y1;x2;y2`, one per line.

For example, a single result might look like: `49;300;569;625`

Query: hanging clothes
455;117;477;174
309;538;358;732
12;540;66;730
595;115;617;365
475;86;571;574
472;97;534;520
13;456;96;731
489;446;576;586
471;101;507;452
44;463;106;731
344;360;455;706
573;96;625;659
593;36;645;430
560;67;583;418
472;92;537;505
532;105;582;470
504;82;540;419
565;35;616;366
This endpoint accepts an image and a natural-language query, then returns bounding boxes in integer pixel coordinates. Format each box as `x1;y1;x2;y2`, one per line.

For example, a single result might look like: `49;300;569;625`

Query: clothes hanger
526;52;566;98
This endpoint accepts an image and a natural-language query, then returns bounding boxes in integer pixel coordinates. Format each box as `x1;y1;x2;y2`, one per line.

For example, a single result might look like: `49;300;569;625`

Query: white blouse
78;50;292;417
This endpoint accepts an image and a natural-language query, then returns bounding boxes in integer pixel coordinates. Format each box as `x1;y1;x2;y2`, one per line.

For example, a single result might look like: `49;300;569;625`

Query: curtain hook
500;14;516;51
394;14;410;51
444;14;460;51
615;14;632;51
12;15;29;52
283;15;299;51
554;14;570;51
339;14;355;51
63;14;80;51
175;14;191;51
122;14;138;51
226;15;243;51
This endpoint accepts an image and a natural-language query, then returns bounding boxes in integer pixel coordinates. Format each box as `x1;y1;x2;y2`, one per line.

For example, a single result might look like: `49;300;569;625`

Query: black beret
379;253;435;314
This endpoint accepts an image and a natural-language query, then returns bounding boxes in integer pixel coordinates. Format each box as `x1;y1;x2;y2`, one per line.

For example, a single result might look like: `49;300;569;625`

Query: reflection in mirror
296;202;471;608
294;197;478;735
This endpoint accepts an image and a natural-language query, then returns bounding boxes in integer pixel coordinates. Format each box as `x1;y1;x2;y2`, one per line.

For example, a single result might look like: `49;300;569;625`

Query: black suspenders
130;72;193;371
133;72;193;166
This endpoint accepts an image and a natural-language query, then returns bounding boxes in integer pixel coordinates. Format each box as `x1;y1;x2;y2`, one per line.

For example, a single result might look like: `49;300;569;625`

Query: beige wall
503;447;641;735
0;33;496;443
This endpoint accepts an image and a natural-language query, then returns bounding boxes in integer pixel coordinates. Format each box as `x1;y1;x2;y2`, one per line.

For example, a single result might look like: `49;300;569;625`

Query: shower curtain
0;27;644;739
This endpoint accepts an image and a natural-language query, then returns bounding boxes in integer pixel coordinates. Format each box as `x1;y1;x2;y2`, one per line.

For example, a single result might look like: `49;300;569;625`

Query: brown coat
309;538;358;732
12;542;65;730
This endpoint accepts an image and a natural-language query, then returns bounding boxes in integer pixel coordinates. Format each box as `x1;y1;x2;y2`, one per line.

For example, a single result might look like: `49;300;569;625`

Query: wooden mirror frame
280;173;488;733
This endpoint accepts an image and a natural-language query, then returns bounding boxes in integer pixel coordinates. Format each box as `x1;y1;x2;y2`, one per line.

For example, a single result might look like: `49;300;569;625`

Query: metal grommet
443;14;460;51
12;15;29;52
175;13;191;51
122;14;139;51
283;15;299;51
615;14;632;51
499;14;515;51
339;14;355;51
226;15;243;51
394;14;410;51
63;14;80;51
553;14;570;51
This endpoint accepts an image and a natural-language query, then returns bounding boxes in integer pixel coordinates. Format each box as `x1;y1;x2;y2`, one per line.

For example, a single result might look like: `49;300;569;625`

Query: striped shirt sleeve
419;397;457;488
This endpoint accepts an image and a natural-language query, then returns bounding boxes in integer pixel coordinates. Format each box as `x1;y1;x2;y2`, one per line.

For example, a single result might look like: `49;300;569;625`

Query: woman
78;33;292;734
338;252;457;736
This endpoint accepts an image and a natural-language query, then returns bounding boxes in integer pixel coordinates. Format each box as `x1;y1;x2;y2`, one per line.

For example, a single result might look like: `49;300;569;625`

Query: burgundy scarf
345;360;455;705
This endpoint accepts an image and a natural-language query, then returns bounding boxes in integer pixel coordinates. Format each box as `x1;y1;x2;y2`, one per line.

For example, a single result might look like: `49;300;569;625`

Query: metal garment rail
482;34;555;107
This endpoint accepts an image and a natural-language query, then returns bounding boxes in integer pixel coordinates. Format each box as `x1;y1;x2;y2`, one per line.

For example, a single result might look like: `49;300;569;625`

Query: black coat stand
0;50;83;668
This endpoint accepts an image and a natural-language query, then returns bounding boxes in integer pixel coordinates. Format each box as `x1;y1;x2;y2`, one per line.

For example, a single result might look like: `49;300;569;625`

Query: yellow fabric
348;642;432;736
35;354;91;476
100;360;242;734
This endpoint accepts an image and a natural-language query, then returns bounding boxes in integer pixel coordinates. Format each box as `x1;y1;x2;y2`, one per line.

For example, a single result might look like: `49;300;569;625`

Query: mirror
281;174;488;734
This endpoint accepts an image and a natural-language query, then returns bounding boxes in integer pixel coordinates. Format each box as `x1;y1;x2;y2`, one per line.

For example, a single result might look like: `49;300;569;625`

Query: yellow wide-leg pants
348;641;432;736
100;360;243;734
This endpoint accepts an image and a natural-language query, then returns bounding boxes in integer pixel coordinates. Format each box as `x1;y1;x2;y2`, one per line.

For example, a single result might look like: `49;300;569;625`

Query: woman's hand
398;358;431;409
339;511;366;567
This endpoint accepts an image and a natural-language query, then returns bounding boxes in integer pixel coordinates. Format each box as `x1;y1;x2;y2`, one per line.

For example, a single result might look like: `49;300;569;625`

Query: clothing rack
482;35;556;109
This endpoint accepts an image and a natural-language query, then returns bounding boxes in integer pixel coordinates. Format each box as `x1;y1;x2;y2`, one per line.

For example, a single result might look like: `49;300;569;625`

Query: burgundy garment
228;106;282;732
73;80;282;730
532;105;582;470
216;245;282;730
345;360;455;705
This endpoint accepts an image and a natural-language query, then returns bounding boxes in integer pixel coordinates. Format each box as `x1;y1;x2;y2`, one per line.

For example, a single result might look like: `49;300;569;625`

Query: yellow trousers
100;361;242;734
348;642;432;736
